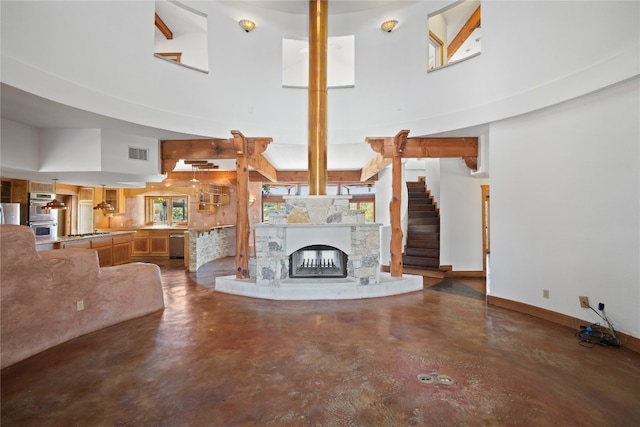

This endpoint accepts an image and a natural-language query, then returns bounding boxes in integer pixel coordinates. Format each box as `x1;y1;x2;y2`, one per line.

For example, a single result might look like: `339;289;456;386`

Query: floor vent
128;147;149;161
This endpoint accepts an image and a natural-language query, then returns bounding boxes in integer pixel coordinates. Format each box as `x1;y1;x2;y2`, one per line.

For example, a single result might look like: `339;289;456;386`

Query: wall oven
28;193;57;238
29;193;56;222
28;221;58;239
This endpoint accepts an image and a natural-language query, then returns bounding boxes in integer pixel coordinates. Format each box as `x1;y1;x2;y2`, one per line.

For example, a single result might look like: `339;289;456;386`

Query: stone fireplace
214;194;422;299
254;196;381;286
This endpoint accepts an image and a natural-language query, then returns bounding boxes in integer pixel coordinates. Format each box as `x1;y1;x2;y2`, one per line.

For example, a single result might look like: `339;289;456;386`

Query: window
350;201;375;223
262;201;286;223
282;36;355;88
429;32;444;70
145;196;188;226
154;0;208;72
261;183;375;222
428;0;481;71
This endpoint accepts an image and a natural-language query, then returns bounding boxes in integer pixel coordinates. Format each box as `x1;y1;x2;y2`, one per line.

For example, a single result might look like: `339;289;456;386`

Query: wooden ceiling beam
155;13;173;40
367;132;478;171
161;139;236;173
368;135;478;159
249;153;278;182
360;154;392;182
270;170;376;183
447;5;481;61
164;170;237;182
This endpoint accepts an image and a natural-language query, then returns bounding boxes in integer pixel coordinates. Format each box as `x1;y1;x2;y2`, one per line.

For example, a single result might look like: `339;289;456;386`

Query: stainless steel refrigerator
0;203;21;225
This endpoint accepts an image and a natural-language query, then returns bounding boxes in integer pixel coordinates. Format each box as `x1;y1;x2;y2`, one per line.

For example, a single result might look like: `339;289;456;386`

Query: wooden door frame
481;185;490;274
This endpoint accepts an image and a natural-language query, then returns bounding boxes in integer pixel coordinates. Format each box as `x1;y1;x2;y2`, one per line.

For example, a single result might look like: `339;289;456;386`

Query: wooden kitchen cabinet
61;239;91;249
129;229;179;258
149;230;169;256
91;237;113;266
132;230;150;256
78;187;94;202
104;188;126;214
29;180;56;194
37;233;133;267
112;234;132;265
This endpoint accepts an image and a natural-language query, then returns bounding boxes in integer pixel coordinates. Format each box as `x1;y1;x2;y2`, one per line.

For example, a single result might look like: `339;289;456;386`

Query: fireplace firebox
289;245;348;279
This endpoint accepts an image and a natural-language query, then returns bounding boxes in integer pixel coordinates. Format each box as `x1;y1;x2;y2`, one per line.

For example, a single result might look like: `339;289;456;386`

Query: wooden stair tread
404;181;441;273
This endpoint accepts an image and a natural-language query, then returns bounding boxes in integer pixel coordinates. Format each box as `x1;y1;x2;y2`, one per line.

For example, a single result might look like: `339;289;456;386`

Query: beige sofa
0;225;164;369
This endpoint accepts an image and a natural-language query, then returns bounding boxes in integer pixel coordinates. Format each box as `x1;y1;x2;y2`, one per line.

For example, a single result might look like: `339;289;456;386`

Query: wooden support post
232;130;250;279
389;131;407;277
308;0;328;195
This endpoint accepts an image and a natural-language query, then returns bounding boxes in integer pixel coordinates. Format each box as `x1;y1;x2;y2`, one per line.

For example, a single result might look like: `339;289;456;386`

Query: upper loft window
154;0;208;73
428;0;481;71
282;36;355;88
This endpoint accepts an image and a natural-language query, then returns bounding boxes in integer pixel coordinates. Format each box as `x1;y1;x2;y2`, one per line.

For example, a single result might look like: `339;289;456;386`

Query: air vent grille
128;147;149;161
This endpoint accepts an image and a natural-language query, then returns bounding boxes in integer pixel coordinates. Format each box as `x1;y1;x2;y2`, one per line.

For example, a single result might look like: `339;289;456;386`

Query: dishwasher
169;232;185;258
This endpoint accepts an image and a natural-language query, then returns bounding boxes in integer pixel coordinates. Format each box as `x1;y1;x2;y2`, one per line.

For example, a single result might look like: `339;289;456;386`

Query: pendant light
42;178;68;210
42;199;68;210
94;185;115;213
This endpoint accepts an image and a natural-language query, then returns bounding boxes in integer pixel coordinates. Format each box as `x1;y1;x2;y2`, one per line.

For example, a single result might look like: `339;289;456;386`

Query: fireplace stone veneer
254;196;380;286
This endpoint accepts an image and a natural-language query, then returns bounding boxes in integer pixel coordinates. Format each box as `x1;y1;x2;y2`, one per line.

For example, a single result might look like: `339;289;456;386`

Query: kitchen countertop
96;225;235;233
35;230;135;246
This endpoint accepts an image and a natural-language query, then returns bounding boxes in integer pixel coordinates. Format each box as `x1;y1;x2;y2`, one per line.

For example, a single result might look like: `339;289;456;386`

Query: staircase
402;180;441;273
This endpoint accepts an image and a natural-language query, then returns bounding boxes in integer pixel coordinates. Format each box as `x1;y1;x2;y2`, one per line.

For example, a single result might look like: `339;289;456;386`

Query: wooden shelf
197;184;230;213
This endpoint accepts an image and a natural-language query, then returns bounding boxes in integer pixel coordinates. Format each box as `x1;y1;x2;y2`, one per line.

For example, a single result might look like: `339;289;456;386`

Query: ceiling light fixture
42;178;68;210
42;199;68;210
94;185;115;213
381;20;398;32
239;19;256;32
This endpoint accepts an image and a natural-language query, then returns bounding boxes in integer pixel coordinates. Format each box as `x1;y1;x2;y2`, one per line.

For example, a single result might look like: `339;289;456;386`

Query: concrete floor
2;258;639;426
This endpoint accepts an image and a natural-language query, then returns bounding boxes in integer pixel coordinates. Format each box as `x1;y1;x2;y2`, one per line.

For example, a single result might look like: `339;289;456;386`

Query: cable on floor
576;303;620;348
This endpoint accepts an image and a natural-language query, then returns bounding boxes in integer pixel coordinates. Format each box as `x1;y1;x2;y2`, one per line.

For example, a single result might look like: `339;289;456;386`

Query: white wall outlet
543;289;550;299
76;300;84;311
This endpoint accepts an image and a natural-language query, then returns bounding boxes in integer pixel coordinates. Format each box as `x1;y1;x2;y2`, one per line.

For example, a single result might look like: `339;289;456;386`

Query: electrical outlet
76;300;84;311
543;289;549;299
579;296;589;308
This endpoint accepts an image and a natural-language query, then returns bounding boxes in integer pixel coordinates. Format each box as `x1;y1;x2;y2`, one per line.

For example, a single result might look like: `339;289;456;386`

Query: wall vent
128;147;149;161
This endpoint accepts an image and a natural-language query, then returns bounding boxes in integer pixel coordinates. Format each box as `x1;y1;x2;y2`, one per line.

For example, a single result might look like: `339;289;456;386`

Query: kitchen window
145;196;188;226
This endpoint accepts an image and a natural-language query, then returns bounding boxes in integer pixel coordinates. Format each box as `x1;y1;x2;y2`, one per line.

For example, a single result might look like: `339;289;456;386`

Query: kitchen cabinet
132;230;150;256
38;232;133;267
105;188;126;214
61;239;91;249
150;230;169;256
112;234;132;265
131;229;169;257
91;237;113;266
78;187;94;202
29;180;56;194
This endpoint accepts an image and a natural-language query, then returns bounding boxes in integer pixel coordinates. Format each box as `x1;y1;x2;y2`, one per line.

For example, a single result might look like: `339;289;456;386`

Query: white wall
0;118;40;172
490;78;640;338
424;158;441;206
100;131;159;175
439;159;488;270
39;129;102;171
2;1;637;145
